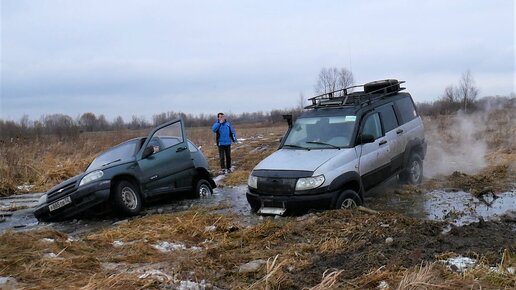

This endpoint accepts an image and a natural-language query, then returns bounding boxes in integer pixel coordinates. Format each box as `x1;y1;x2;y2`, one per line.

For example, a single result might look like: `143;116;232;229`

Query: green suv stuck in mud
34;119;216;222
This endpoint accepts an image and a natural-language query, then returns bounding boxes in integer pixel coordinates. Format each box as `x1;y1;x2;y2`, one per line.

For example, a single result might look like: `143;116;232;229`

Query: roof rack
305;79;406;109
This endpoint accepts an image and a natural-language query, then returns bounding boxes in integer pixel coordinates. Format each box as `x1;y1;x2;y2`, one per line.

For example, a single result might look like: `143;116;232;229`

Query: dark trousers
218;145;231;169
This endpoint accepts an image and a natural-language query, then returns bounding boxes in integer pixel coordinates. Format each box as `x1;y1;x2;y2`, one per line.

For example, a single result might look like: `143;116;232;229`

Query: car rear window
395;96;418;124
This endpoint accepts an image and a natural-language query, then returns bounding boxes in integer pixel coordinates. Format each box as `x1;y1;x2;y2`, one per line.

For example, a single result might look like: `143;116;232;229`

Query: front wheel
113;180;142;216
399;153;423;185
194;179;213;198
335;190;362;209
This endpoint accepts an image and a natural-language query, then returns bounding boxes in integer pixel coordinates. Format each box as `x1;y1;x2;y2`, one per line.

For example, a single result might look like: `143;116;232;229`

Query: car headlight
79;170;104;187
248;175;258;189
295;175;325;191
37;194;48;206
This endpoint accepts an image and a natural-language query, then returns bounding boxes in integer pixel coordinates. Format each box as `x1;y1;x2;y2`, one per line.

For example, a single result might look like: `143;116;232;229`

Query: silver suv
246;79;426;215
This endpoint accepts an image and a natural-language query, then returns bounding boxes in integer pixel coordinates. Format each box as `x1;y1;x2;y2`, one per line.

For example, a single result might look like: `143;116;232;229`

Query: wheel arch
110;174;143;200
403;138;426;166
193;167;217;189
328;171;364;203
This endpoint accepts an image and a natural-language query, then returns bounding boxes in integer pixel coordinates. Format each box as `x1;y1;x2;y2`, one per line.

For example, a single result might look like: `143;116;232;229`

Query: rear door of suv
377;103;404;175
393;95;423;158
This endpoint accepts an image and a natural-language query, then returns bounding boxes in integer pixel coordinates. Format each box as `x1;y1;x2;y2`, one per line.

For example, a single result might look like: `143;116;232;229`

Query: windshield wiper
306;141;341;149
283;144;310;150
101;159;122;167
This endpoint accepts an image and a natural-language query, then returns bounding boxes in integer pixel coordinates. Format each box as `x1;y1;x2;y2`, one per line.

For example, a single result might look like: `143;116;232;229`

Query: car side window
395;97;418;124
362;113;383;140
151;121;184;151
378;104;399;132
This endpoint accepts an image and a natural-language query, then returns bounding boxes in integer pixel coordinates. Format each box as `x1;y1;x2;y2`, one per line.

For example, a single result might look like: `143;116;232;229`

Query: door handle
379;140;387;146
176;146;187;152
396;129;404;134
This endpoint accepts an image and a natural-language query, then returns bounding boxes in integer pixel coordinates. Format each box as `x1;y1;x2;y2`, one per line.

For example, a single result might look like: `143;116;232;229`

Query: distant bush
0;108;304;139
417;95;515;116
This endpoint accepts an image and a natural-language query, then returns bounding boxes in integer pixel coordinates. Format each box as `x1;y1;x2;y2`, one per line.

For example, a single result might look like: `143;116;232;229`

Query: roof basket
305;79;405;109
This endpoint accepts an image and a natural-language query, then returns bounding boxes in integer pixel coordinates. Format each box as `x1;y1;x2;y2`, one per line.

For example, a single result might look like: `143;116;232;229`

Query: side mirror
142;146;154;159
358;134;375;145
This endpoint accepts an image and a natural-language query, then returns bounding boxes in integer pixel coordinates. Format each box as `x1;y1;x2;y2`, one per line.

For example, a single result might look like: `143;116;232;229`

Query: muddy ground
1;171;515;289
1;110;515;289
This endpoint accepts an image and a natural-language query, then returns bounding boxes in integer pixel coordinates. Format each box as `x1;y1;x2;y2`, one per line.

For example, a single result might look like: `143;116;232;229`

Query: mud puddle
366;187;516;226
0;184;254;235
1;180;514;235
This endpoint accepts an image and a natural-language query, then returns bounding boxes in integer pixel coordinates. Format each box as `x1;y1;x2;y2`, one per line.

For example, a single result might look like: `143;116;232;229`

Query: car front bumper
246;187;340;213
34;180;111;222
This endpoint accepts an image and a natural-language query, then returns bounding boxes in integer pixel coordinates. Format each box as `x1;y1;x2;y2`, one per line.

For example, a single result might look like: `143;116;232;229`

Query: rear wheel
399;153;423;185
335;190;362;209
113;180;142;216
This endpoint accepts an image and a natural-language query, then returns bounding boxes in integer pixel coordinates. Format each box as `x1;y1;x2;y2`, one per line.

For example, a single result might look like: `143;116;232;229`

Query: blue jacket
212;120;237;146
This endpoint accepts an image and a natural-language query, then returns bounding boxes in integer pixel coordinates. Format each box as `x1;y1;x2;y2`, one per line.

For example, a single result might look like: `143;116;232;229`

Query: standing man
212;113;237;174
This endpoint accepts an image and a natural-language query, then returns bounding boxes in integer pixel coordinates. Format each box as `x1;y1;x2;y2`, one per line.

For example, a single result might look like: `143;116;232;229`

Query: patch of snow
43;253;63;260
178;280;208;290
66;236;79;242
112;240;125;247
377;280;390;289
151;241;202;252
101;262;120;271
444;256;477;272
16;183;34;192
40;238;55;243
213;175;225;183
152;241;187;252
204;225;216;232
238;259;267;273
138;270;173;282
489;266;515;274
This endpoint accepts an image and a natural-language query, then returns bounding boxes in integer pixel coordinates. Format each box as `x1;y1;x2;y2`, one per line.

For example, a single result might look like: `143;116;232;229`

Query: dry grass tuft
308;268;345;290
248;255;291;290
396;263;445;290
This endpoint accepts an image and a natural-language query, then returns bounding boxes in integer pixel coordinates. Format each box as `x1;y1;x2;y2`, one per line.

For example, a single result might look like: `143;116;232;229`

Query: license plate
258;207;286;215
48;196;72;212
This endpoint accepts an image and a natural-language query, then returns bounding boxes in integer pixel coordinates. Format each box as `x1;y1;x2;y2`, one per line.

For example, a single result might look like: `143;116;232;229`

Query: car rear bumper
246;187;339;213
34;181;111;222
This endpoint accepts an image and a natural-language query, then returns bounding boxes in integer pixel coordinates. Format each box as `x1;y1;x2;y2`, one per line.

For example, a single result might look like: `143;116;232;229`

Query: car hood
253;148;344;172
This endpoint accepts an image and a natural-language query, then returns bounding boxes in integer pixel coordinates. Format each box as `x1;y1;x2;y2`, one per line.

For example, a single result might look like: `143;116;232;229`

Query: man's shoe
226;168;232;173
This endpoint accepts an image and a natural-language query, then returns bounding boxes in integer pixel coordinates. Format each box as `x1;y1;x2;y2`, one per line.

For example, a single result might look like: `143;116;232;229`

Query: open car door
137;118;195;196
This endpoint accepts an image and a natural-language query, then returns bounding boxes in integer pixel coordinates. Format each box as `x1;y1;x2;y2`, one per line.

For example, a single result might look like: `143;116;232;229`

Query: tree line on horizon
1;68;513;140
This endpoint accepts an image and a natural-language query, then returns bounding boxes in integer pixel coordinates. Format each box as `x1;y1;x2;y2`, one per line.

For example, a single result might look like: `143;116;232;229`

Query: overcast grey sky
1;0;514;122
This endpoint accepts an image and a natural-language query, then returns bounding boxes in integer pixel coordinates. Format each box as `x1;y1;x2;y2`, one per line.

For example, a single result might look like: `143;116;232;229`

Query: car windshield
87;140;140;171
283;115;356;149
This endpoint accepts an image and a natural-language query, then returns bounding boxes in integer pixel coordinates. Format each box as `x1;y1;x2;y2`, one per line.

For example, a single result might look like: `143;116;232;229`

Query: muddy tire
113;180;142;216
193;179;213;198
335;190;362;209
399;153;423;185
